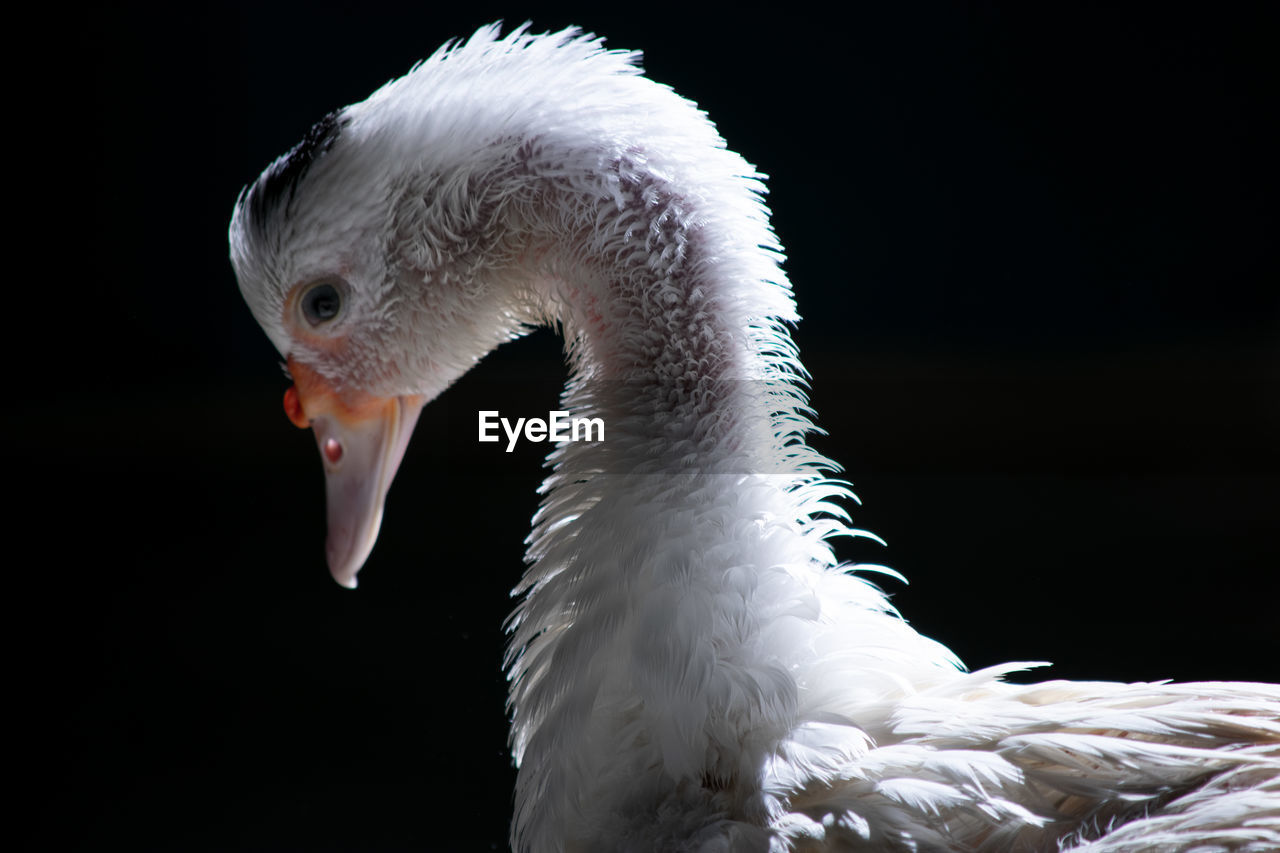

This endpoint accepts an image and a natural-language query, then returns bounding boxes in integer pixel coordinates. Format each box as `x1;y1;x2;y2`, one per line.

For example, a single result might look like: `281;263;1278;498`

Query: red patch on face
283;385;310;428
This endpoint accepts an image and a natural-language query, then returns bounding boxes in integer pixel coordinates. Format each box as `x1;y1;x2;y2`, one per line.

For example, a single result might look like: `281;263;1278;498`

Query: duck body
229;25;1280;852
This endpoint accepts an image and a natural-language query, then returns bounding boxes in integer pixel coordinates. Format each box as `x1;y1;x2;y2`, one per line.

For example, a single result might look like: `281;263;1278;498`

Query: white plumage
229;24;1279;852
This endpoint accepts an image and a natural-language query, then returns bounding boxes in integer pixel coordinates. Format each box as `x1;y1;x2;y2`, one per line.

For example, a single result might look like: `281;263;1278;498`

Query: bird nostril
323;437;343;464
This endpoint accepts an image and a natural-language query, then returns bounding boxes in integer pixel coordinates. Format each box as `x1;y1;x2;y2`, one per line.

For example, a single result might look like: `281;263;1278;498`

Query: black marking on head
244;109;350;238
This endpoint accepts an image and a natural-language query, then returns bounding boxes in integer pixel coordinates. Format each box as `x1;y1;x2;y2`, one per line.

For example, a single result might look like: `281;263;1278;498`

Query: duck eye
301;282;342;326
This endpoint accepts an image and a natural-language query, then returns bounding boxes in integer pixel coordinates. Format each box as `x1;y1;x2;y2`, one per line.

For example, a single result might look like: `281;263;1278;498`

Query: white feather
229;24;1280;852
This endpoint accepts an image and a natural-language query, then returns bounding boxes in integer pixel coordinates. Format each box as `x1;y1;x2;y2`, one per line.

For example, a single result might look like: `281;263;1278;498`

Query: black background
18;3;1277;849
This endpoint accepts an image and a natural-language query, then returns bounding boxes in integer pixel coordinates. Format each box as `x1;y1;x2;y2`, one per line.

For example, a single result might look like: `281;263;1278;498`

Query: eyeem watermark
479;411;605;452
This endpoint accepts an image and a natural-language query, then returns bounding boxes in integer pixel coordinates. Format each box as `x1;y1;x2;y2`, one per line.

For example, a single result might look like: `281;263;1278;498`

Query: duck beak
283;356;425;588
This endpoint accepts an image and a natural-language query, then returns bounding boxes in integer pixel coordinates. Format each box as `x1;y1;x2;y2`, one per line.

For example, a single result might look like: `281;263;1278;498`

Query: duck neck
530;162;805;475
504;160;842;840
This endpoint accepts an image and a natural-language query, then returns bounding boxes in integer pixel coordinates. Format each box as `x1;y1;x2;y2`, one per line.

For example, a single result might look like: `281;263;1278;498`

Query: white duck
229;24;1279;852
